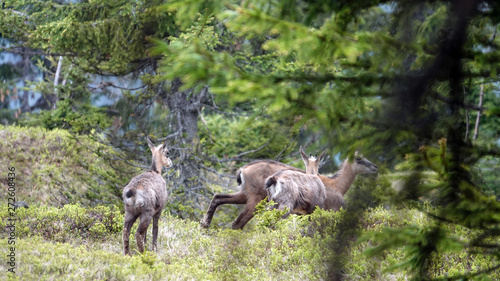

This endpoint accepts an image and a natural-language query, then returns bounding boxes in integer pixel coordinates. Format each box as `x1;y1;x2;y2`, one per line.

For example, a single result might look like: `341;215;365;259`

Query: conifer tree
159;0;500;278
0;0;301;216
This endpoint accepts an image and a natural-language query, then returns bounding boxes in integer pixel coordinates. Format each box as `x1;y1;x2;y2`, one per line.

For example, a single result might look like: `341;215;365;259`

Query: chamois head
146;137;173;173
300;146;327;175
352;151;378;175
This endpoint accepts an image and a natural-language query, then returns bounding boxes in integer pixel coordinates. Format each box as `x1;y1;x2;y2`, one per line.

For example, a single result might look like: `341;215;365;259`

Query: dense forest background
1;0;500;280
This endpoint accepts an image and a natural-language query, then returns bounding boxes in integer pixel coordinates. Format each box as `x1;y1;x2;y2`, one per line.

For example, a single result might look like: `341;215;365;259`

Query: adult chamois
320;151;377;210
201;149;377;229
200;147;326;229
122;137;173;256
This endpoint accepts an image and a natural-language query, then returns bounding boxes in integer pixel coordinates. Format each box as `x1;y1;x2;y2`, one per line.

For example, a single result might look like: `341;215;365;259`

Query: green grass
0;204;498;280
0;125;498;280
0;125;137;207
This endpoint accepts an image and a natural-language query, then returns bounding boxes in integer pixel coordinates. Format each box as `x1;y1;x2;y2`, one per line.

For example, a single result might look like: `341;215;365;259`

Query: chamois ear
161;143;169;156
162;139;169;150
354;151;363;161
300;146;308;164
146;136;156;153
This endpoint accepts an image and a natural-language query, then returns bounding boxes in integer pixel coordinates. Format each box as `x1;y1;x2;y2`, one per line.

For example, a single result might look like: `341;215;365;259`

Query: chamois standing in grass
201;147;326;229
122;137;172;256
201;149;377;229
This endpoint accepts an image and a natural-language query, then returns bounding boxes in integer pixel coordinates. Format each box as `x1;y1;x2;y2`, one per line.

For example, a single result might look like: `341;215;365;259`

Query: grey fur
265;170;327;218
122;137;172;256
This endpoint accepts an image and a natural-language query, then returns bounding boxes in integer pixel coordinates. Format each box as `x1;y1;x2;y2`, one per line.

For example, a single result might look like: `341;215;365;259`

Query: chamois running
201;149;378;229
201;147;325;229
122;137;172;256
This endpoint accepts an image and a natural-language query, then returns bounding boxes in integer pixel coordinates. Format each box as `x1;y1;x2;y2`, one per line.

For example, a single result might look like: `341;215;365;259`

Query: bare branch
275;123;306;161
435;93;484;111
473;84;484;140
53;56;63;109
234;141;270;158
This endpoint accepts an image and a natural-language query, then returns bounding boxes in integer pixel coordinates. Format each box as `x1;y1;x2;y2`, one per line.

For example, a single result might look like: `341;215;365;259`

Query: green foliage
0;125;137;206
251;198;291;230
359;205;500;280
1;0;178;74
1;236;169;280
199;114;298;160
22;99;111;134
0;109;18;124
0;204;122;242
366;139;500;279
3;204;498;280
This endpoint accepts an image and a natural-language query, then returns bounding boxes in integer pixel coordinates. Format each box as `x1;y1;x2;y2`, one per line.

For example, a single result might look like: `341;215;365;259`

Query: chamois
263;148;331;217
319;151;378;210
265;170;327;218
300;147;328;175
201;149;378;229
122;137;172;256
201;147;324;229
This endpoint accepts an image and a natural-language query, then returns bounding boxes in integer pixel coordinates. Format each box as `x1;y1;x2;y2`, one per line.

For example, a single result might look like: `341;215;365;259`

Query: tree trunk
52;56;63;109
20;48;31;113
162;78;208;209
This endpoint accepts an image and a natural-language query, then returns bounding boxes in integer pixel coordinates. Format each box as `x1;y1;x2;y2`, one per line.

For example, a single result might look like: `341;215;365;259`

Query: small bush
0;204;123;242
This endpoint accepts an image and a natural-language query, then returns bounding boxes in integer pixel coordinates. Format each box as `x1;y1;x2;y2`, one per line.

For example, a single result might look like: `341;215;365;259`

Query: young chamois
200;147;326;229
264;170;327;218
300;148;328;175
263;148;334;217
122;137;173;256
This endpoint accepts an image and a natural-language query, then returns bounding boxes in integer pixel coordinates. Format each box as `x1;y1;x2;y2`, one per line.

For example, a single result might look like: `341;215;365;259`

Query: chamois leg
123;212;139;256
135;213;152;253
201;192;247;228
231;198;262;230
151;210;162;251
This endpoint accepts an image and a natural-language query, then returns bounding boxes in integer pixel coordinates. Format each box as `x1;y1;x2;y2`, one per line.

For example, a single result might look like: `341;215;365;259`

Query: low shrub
1;204;498;280
0;204;123;242
0;125;137;207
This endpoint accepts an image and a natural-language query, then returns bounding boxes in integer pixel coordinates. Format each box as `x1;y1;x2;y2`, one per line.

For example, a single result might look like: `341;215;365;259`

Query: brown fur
300;146;327;175
122;137;172;256
200;160;302;229
200;150;377;229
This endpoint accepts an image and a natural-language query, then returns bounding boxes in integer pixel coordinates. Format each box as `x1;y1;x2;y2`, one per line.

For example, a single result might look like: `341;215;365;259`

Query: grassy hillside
0;203;498;280
0;125;137;206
